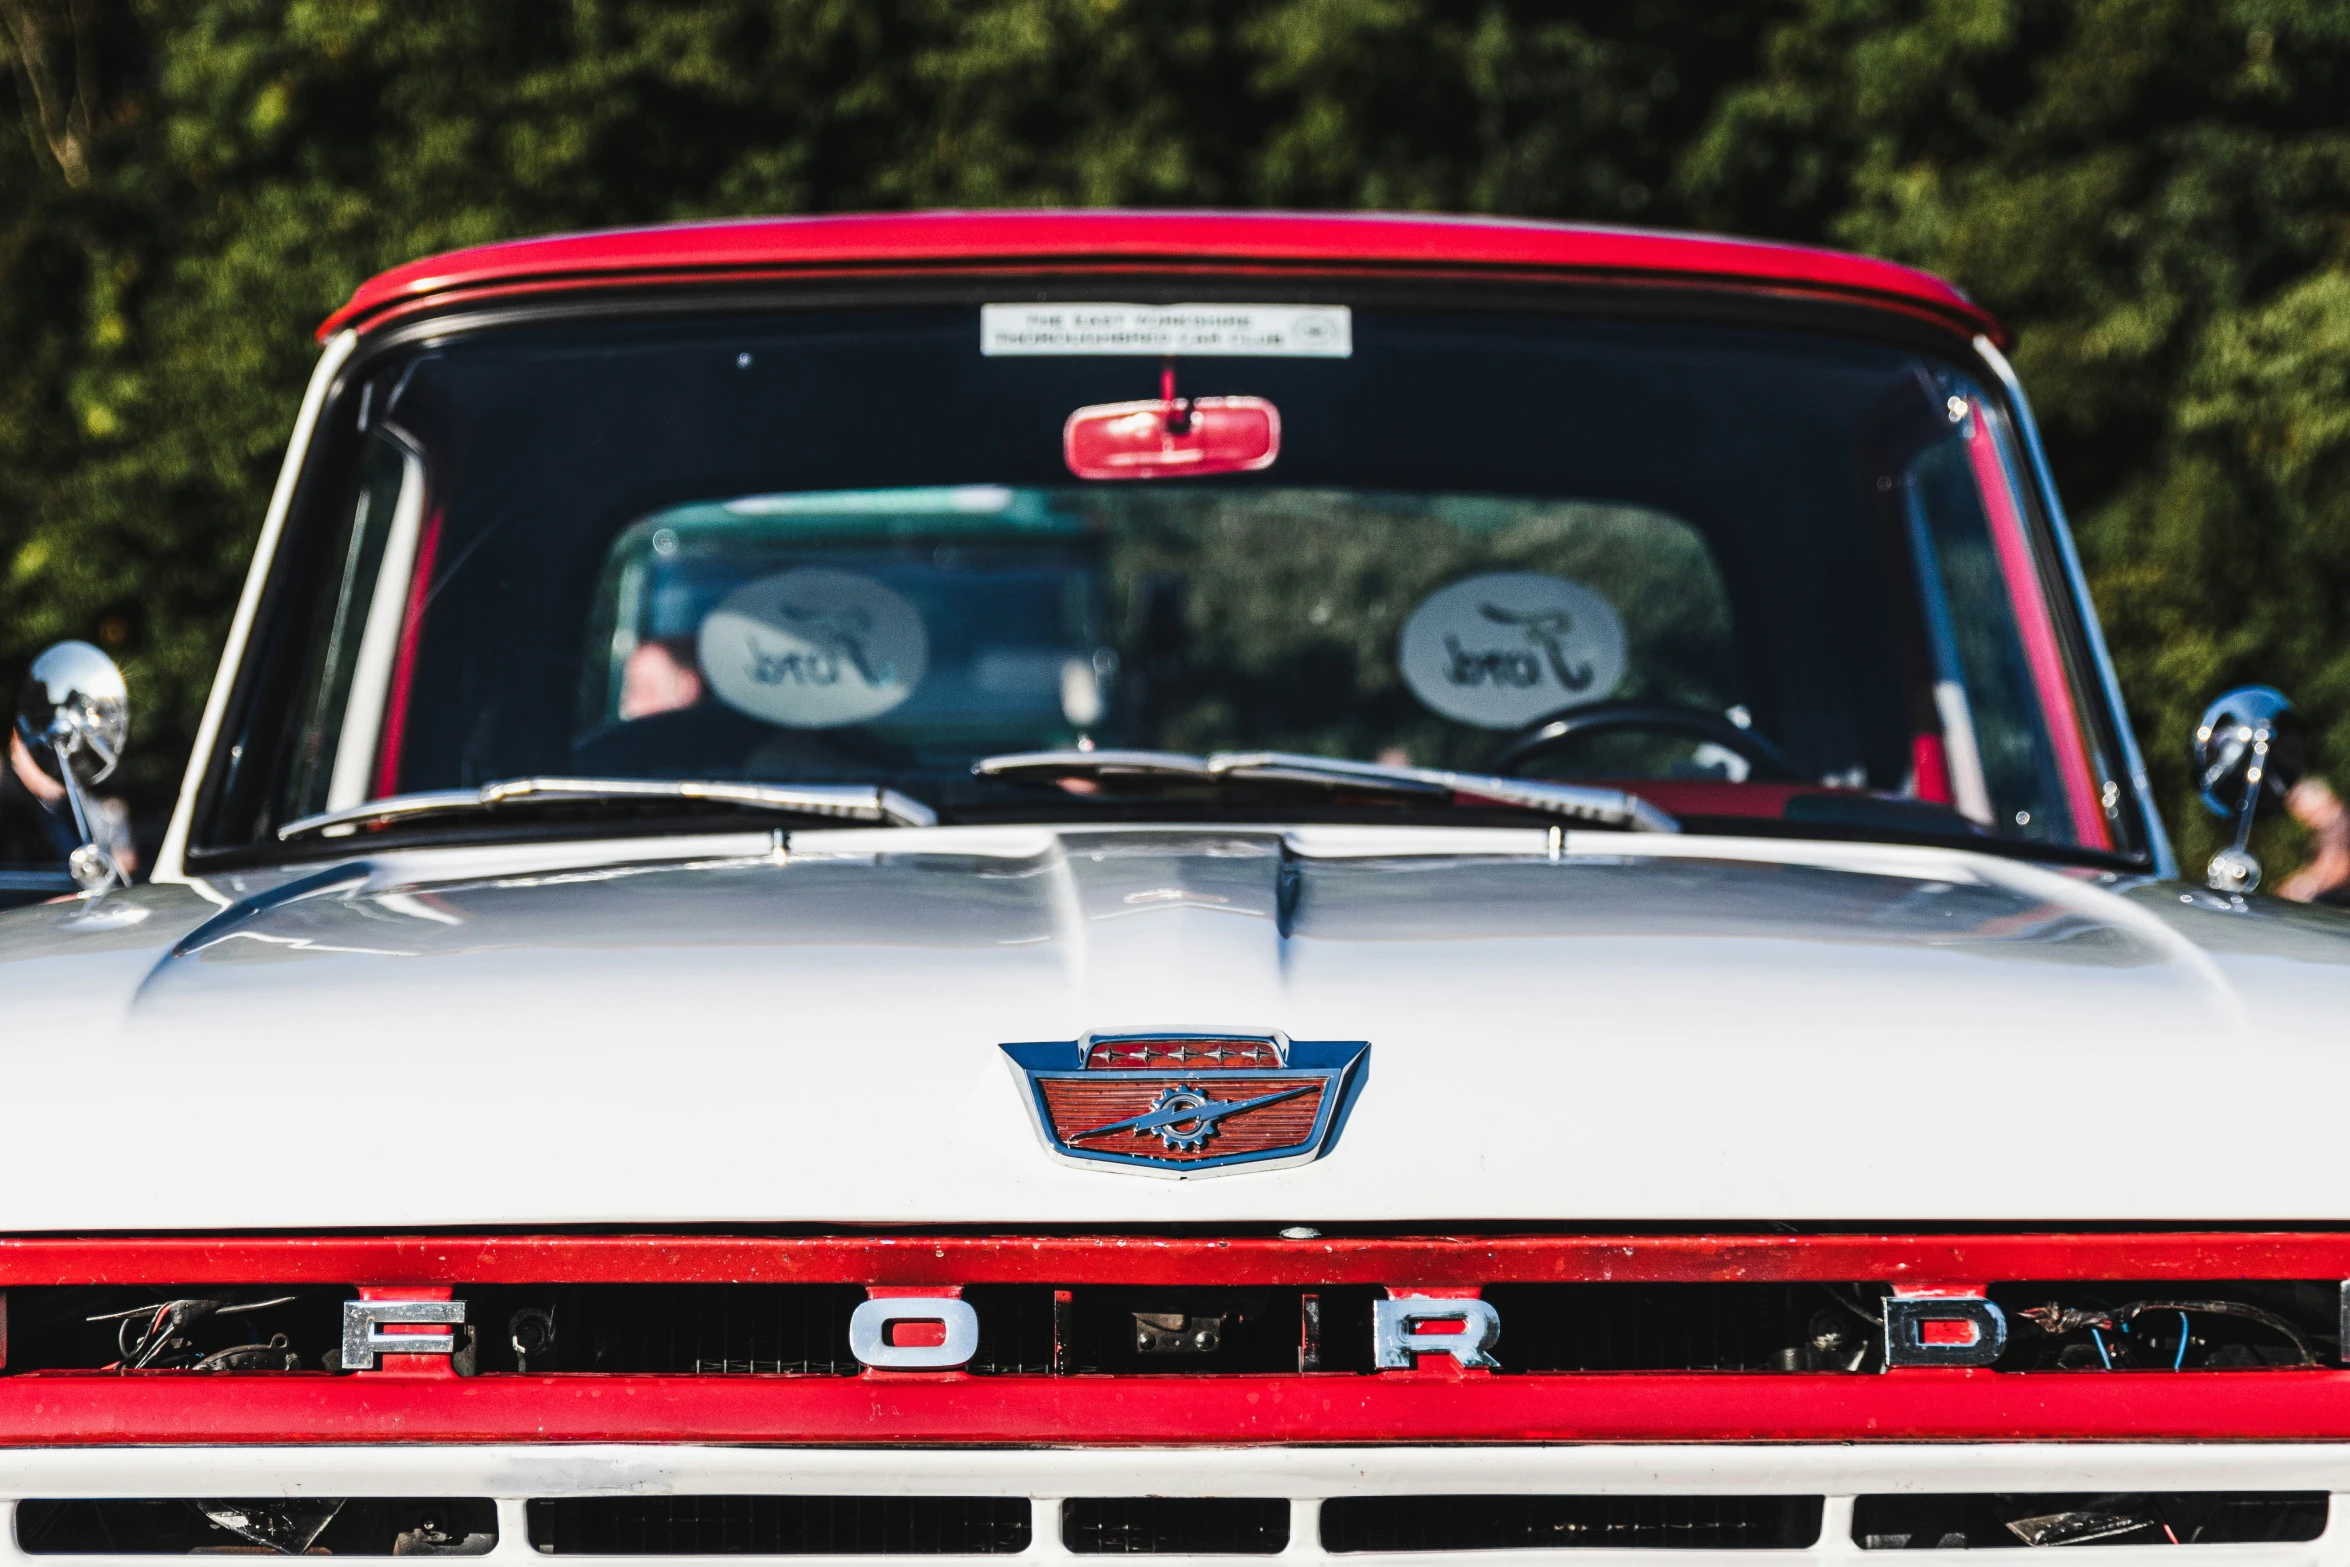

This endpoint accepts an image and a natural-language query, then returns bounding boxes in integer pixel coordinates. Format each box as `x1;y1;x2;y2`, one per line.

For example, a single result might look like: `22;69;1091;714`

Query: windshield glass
207;301;2136;856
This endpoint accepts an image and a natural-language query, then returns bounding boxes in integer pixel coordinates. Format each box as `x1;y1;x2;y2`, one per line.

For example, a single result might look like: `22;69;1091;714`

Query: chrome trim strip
1974;334;2175;877
156;330;361;884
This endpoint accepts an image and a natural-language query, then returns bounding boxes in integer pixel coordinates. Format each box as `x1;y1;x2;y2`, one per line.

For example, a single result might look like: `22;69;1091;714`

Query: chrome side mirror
14;640;130;892
2194;684;2300;894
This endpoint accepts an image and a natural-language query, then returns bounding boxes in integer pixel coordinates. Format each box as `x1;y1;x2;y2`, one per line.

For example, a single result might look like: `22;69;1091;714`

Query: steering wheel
1492;700;1796;781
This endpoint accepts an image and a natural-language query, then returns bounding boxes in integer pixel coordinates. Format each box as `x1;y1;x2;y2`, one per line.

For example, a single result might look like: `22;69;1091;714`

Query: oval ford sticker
1398;572;1627;730
699;568;928;729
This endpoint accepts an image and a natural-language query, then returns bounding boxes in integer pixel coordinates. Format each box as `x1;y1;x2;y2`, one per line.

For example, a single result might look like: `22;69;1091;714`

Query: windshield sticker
698;568;929;729
981;303;1351;358
1398;572;1628;730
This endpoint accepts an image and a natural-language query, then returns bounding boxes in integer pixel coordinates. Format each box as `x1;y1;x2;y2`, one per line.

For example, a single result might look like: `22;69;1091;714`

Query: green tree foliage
3;0;2348;869
1682;0;2350;869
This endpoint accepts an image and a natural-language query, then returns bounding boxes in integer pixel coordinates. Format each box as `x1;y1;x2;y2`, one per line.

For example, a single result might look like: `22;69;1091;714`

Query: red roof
320;209;1997;342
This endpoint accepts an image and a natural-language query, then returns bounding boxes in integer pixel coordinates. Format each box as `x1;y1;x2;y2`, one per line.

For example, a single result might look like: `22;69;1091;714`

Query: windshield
202;300;2138;857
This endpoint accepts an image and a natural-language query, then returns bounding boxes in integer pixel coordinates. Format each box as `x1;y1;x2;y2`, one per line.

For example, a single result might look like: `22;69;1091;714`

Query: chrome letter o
848;1296;980;1370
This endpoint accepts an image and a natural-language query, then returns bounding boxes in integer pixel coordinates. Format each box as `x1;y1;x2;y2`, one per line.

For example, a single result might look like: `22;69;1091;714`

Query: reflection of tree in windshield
1094;489;1735;770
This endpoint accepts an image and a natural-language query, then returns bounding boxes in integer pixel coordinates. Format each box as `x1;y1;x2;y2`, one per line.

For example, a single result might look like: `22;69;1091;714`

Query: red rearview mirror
1064;394;1281;480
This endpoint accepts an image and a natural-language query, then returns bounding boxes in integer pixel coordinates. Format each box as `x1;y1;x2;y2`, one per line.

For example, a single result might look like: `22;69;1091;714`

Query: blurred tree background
3;0;2348;871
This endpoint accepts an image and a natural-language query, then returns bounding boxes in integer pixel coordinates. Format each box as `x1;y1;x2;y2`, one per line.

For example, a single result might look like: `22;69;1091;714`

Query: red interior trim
3;1368;2348;1447
2;1231;2346;1287
1911;733;1954;805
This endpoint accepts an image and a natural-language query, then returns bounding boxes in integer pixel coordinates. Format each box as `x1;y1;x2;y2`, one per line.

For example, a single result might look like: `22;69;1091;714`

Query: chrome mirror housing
14;640;130;891
2195;684;2299;895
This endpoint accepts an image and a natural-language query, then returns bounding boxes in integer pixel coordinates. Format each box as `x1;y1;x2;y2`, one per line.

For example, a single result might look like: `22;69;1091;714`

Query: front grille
1852;1493;2330;1549
16;1499;495;1555
525;1498;1032;1555
1322;1497;1825;1552
1063;1499;1290;1554
6;1263;2344;1383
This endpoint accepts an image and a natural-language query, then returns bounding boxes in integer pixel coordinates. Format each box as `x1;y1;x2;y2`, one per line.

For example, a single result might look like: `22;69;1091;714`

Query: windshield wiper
277;776;937;843
972;749;1677;833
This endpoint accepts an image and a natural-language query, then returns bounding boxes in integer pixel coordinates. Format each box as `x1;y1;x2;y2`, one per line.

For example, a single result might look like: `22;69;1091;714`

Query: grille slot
1987;1281;2337;1371
16;1499;494;1555
1064;1287;1379;1373
525;1498;1032;1555
2;1286;352;1373
477;1285;865;1375
1483;1284;1874;1372
1322;1496;1824;1552
1063;1499;1290;1554
466;1286;1054;1376
1853;1493;2329;1549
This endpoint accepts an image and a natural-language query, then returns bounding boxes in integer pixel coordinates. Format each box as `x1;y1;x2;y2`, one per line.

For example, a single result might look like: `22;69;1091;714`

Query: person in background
4;729;138;883
619;637;703;721
3;729;76;863
2280;777;2350;905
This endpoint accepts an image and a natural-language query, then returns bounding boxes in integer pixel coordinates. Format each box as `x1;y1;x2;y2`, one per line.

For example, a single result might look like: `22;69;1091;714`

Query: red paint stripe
1964;418;2109;848
0;1232;2346;1287
370;507;443;800
3;1369;2350;1446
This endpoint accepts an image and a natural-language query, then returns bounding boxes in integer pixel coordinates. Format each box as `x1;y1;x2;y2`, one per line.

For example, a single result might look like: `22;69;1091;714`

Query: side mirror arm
2195;685;2299;894
14;640;131;893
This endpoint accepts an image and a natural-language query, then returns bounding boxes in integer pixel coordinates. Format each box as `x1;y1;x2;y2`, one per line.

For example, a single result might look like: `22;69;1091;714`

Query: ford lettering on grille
1001;1031;1368;1176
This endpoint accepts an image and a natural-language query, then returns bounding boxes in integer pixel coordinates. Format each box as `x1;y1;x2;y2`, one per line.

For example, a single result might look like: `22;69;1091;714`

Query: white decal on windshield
1397;572;1627;730
981;303;1351;358
698;568;929;729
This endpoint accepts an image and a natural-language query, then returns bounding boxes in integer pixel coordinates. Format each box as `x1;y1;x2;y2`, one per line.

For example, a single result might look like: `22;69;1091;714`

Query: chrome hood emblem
1002;1030;1368;1177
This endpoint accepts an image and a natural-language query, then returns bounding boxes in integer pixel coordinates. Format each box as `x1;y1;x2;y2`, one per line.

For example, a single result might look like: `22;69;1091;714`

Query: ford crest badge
1002;1030;1368;1177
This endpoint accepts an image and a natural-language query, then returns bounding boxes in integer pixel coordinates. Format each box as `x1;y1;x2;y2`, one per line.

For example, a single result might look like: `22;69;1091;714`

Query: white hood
4;823;2345;1232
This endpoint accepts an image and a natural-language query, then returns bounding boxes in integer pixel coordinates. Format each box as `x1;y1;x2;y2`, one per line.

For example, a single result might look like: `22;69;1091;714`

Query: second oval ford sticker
699;567;929;728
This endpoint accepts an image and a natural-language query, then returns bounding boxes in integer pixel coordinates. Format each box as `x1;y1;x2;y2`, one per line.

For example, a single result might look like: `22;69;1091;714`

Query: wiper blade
1215;750;1678;832
974;749;1218;781
974;748;1439;800
971;748;1676;833
277;776;937;842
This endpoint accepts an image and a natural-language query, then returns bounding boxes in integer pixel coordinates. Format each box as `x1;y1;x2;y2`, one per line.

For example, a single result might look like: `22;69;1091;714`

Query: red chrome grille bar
3;1231;2348;1446
4;1231;2350;1286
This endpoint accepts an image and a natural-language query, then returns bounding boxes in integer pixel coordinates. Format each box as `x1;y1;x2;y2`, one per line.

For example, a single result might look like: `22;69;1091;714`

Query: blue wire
2091;1327;2114;1369
2175;1310;2191;1371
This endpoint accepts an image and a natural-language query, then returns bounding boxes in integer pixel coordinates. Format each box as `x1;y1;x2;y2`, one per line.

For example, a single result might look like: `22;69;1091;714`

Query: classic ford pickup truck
5;211;2349;1564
